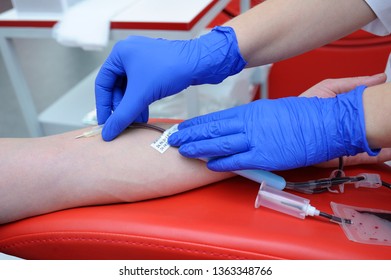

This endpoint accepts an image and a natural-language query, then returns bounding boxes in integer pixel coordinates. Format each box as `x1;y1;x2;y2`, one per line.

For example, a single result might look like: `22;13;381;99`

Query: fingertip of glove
177;145;188;156
101;130;115;142
168;133;178;146
178;145;197;158
101;122;119;142
207;157;239;172
177;121;187;130
206;160;223;172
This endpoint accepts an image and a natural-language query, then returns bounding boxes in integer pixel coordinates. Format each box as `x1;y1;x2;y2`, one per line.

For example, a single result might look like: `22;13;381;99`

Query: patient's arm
0;122;233;224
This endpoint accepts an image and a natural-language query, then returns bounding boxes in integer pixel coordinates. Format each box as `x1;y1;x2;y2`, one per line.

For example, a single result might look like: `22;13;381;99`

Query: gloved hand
95;26;247;141
168;85;380;172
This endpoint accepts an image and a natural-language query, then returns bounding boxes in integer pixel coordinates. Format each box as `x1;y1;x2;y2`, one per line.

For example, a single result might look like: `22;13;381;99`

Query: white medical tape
150;124;179;153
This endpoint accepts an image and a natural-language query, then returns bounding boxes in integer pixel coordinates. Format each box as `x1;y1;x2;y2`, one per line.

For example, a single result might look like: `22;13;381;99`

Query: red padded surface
268;30;391;99
0;164;390;260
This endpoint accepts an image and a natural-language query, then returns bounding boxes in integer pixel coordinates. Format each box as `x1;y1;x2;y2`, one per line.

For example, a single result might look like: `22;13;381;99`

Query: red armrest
0;164;390;259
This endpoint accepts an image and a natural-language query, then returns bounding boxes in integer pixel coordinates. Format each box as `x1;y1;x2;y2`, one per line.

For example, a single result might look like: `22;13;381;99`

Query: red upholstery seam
0;235;271;260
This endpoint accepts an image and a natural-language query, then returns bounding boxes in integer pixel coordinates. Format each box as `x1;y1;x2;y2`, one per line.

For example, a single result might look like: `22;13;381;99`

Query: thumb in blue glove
168;85;380;171
95;26;247;141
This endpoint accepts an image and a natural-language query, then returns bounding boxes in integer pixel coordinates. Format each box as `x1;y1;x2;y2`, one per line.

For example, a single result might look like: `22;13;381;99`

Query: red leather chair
2;4;391;260
0;163;390;259
268;30;391;99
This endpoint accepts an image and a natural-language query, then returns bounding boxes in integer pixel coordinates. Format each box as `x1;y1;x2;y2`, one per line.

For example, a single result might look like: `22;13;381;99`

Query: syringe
255;182;352;224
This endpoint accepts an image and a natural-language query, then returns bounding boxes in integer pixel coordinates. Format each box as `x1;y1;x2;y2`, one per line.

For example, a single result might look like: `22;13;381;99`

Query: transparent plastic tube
255;182;319;219
255;182;352;224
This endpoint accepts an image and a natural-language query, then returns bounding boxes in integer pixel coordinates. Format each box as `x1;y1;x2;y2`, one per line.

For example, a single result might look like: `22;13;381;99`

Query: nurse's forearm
364;83;391;149
0;124;233;224
226;0;376;67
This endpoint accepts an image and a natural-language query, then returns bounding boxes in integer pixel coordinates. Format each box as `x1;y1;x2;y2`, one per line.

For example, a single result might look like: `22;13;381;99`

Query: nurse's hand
169;86;378;172
95;26;246;141
299;73;390;168
299;73;387;98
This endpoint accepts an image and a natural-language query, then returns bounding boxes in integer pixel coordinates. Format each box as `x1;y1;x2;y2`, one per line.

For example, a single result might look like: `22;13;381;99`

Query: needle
75;125;103;139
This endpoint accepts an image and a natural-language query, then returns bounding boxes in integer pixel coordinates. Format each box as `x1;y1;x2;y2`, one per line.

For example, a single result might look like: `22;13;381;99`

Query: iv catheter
75;123;167;139
255;182;352;224
75;125;104;139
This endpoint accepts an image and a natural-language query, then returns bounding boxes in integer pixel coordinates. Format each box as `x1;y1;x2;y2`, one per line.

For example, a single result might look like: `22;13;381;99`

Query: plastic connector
233;169;286;190
255;182;320;219
199;158;286;190
354;173;382;189
329;169;346;193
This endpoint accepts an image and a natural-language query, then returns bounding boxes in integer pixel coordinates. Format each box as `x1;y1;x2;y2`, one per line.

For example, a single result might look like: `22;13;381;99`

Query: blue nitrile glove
95;26;247;141
168;85;380;171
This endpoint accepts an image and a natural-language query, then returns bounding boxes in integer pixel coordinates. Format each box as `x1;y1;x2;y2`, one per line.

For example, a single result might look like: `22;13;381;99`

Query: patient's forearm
0;124;233;224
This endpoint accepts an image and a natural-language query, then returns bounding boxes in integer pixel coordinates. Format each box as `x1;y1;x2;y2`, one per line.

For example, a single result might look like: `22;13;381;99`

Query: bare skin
0;123;233;224
225;0;377;67
363;83;391;149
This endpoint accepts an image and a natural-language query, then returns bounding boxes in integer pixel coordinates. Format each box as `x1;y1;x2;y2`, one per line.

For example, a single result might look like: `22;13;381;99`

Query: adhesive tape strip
150;124;179;153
